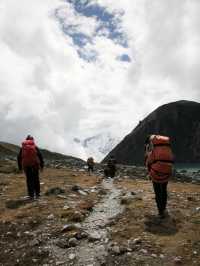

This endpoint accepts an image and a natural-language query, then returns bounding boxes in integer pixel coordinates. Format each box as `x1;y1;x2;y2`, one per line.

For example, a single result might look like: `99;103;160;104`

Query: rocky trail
49;179;124;266
0;164;200;266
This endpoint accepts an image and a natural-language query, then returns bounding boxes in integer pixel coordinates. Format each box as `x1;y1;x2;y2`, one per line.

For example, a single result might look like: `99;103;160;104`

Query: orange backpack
147;135;174;183
22;140;39;168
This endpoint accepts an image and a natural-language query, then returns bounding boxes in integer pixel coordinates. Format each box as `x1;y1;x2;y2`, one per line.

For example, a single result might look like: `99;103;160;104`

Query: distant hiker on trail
104;155;117;178
87;157;94;175
17;135;44;200
145;135;174;218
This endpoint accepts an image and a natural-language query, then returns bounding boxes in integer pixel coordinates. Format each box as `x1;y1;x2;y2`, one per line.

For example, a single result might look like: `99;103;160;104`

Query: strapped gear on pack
22;139;39;169
87;157;94;166
146;135;174;183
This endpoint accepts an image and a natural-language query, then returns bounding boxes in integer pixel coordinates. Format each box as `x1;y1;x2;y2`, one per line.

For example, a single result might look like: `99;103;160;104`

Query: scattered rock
133;238;142;244
61;224;80;233
195;207;200;212
55;239;68;249
55;262;65;266
120;196;134;205
174;256;183;264
71;185;81;192
110;245;121;255
76;231;88;240
69;253;76;260
47;214;54;220
140;249;148;254
68;237;78;247
68;211;84;222
88;232;101;242
45;187;65;196
29;239;39;247
78;190;88;196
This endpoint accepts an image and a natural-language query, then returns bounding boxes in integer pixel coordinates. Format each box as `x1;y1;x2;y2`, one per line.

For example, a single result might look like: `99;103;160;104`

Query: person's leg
88;166;91;175
161;182;168;213
33;168;40;198
153;182;163;216
25;167;34;199
110;166;116;178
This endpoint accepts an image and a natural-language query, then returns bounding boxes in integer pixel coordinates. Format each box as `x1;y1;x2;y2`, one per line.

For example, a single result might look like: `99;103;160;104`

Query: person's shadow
144;214;178;235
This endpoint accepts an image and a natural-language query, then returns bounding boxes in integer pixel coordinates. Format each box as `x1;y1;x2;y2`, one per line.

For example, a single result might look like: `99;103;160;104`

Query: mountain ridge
103;100;200;165
0;141;85;163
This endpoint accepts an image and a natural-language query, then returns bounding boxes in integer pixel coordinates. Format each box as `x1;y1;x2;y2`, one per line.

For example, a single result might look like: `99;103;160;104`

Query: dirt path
49;178;124;266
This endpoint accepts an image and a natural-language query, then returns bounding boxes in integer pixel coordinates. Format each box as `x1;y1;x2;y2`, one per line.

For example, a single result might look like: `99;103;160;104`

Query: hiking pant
24;167;40;198
88;165;94;173
152;182;168;215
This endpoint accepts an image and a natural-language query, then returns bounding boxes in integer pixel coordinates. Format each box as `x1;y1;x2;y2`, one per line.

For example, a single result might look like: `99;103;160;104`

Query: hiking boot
28;196;34;201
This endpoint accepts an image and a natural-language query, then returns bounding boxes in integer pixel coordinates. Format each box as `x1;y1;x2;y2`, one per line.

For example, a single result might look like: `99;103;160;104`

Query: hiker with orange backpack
145;135;174;218
17;135;44;200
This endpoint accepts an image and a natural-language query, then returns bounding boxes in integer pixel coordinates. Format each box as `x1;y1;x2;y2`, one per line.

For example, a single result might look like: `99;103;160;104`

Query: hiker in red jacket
17;135;44;200
145;135;174;218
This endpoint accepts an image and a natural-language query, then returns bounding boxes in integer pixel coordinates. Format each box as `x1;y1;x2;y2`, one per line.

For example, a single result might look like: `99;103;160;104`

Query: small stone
71;185;80;192
57;195;67;199
140;249;148;254
29;239;39;247
78;190;87;196
133;237;142;244
69;253;76;260
88;232;101;242
61;224;79;232
151;253;157;258
120;196;133;205
56;261;65;265
111;246;120;255
174;256;182;264
55;239;68;249
68;237;78;247
47;214;54;220
160;254;165;259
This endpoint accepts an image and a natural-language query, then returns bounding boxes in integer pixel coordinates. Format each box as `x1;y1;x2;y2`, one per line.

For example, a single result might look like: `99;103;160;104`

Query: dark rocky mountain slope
103;100;200;165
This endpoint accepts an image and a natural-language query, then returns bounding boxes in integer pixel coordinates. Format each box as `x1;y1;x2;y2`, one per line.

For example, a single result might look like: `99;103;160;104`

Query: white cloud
0;0;200;161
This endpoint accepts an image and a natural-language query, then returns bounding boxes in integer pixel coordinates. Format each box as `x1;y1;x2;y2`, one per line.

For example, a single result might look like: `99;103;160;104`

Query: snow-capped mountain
74;132;120;162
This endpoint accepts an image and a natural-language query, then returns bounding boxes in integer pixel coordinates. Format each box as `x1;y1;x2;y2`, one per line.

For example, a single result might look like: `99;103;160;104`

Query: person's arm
17;149;22;170
36;147;44;169
146;150;155;170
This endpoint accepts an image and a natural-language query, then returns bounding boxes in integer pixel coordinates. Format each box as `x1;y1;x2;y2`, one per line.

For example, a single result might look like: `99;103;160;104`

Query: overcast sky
0;0;200;159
